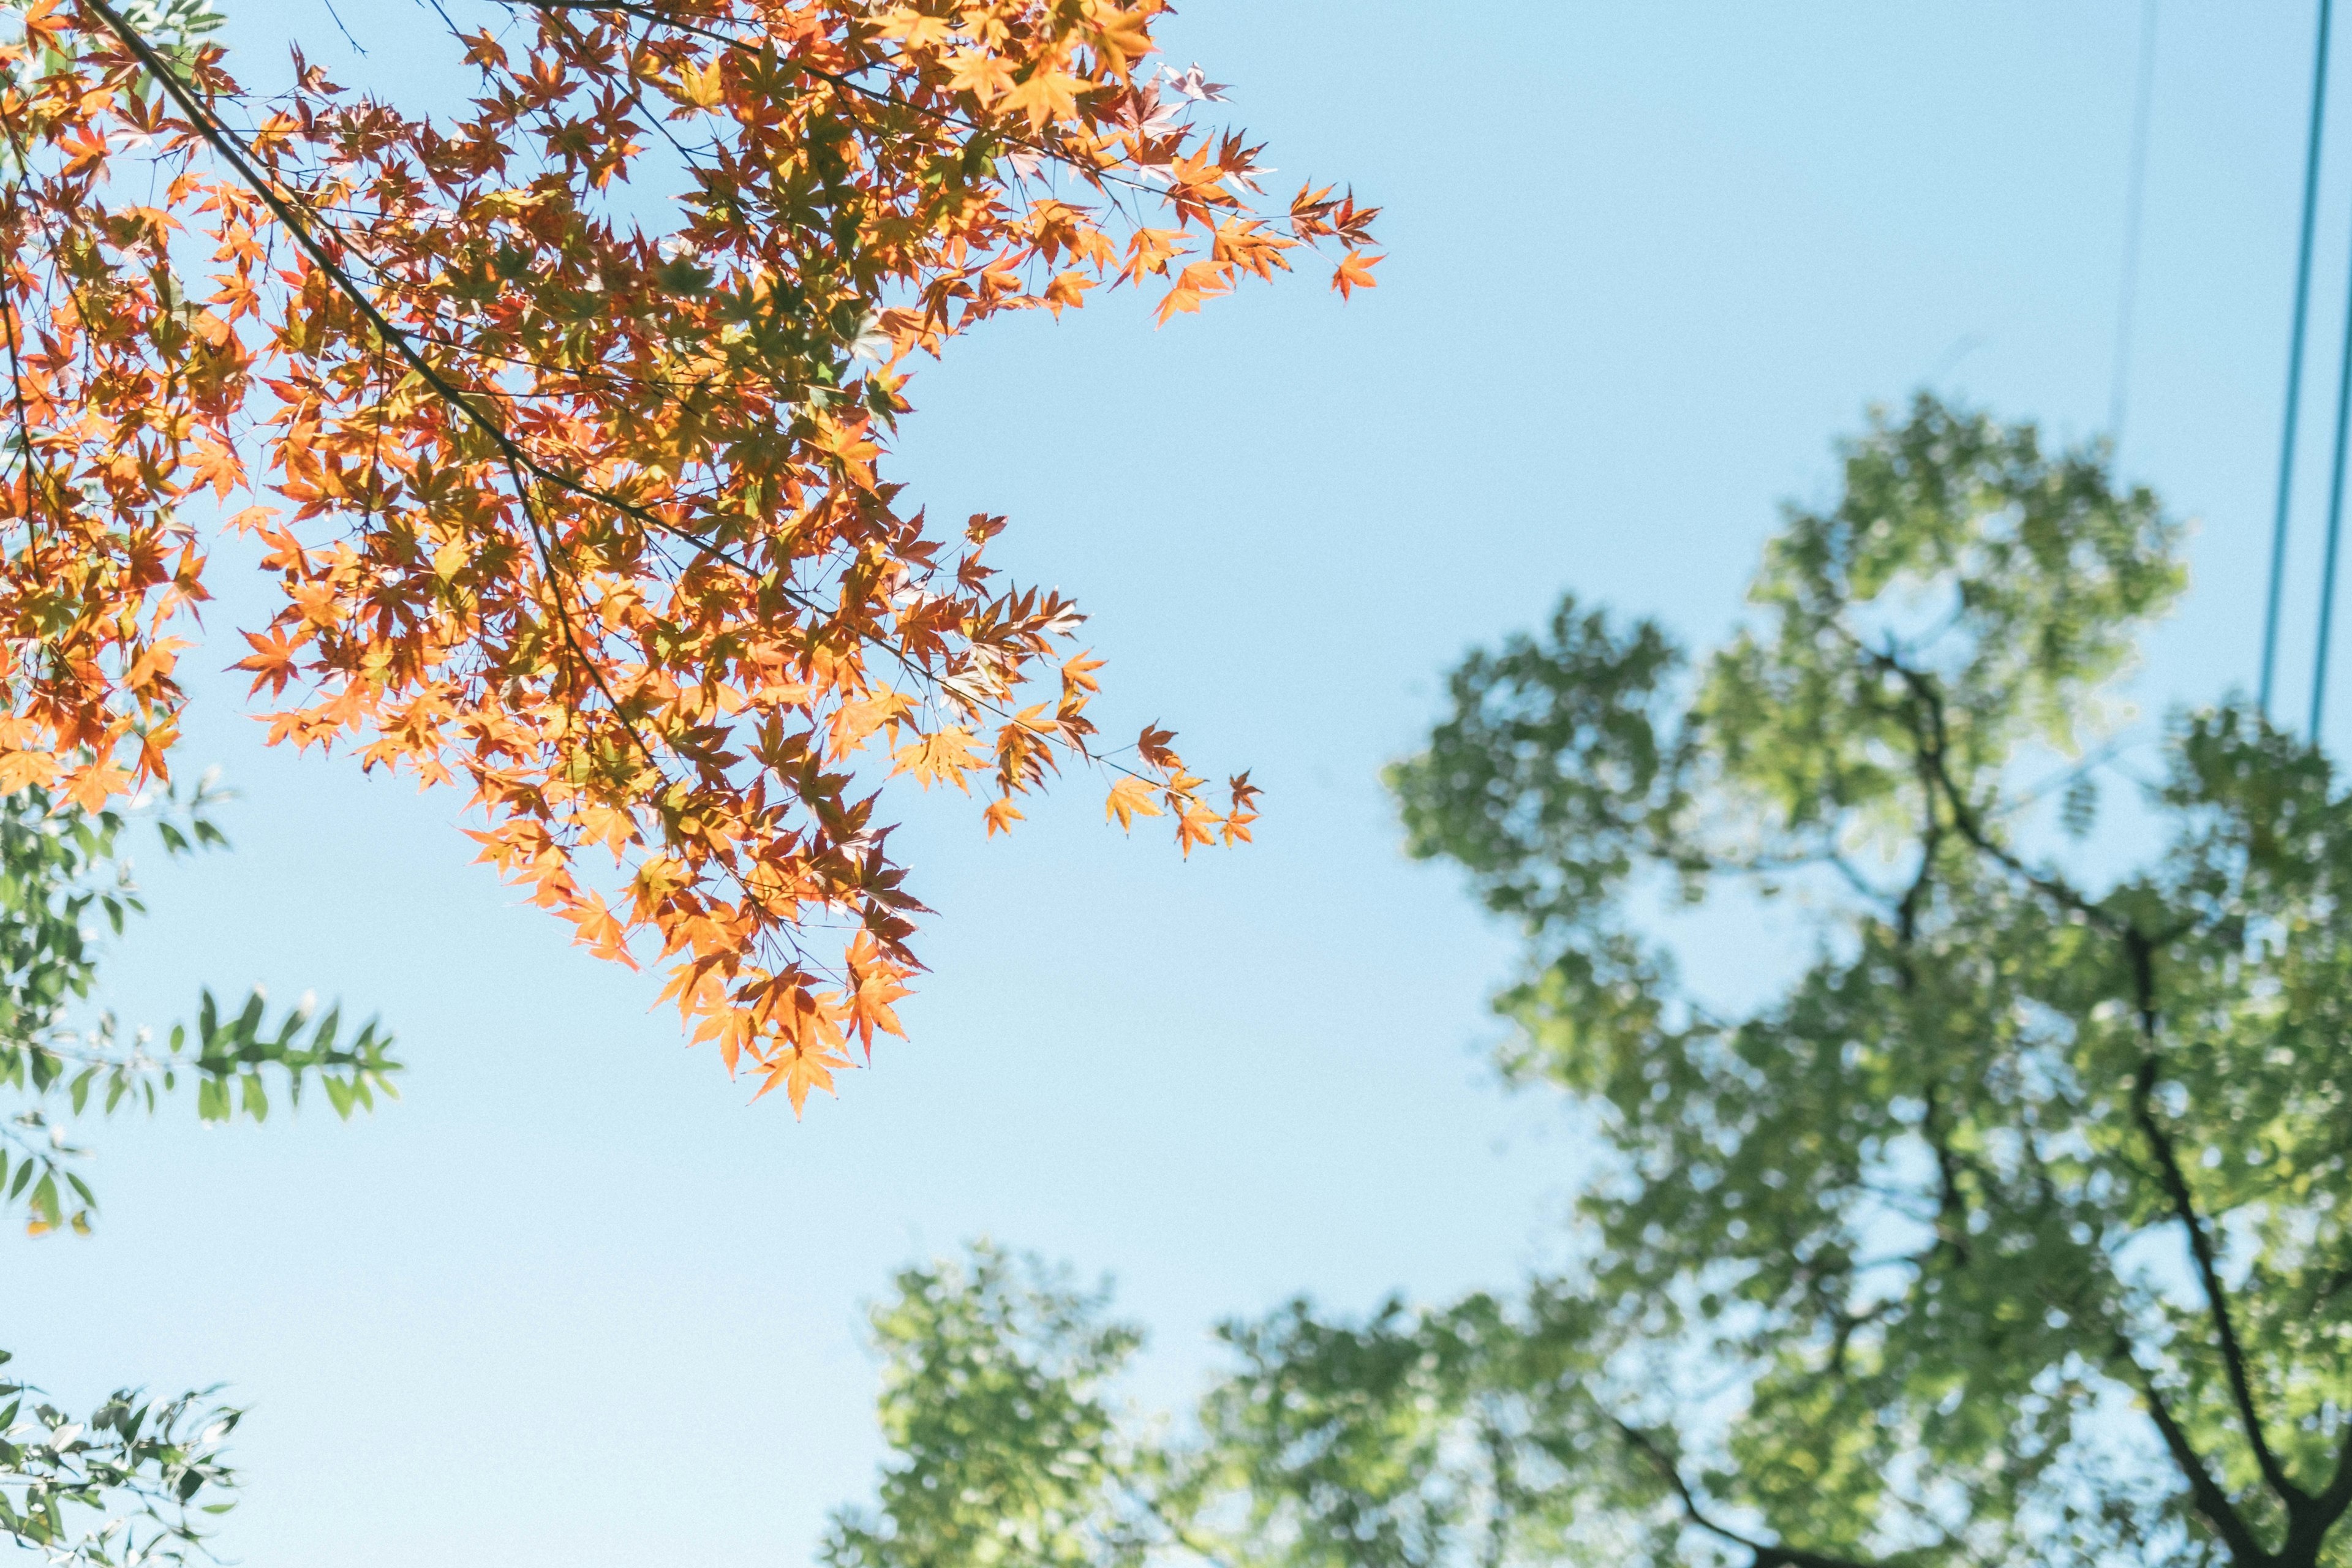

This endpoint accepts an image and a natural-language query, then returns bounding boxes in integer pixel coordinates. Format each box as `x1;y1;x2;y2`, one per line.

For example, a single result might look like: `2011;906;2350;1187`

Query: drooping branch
1605;1413;1892;1568
82;0;989;979
86;0;1150;788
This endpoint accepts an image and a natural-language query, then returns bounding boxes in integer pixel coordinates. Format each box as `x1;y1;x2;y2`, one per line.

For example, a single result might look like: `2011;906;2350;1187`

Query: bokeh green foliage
1382;394;2336;1566
832;398;2352;1568
1;783;396;1566
821;1245;1157;1568
829;1247;1613;1568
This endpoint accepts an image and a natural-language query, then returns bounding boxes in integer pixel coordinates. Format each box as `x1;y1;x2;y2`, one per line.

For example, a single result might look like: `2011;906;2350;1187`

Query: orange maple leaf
1175;802;1220;858
1332;251;1384;300
1155;259;1231;325
1106;774;1164;831
755;1044;850;1117
845;971;913;1057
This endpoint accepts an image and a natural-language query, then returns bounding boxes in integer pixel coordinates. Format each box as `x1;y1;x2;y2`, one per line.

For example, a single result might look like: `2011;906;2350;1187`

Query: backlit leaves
0;0;1379;1109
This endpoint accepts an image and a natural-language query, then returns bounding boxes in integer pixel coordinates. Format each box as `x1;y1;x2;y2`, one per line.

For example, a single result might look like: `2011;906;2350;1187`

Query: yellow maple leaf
1106;774;1164;831
891;725;984;791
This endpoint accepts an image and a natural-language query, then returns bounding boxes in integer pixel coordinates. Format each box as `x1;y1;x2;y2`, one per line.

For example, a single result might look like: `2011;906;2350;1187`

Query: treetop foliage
823;1245;1154;1568
831;399;2352;1568
1385;394;2345;1566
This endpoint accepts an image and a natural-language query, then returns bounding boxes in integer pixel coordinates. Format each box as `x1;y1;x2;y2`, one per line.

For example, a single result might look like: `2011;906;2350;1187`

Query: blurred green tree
834;397;2352;1568
1;785;396;1565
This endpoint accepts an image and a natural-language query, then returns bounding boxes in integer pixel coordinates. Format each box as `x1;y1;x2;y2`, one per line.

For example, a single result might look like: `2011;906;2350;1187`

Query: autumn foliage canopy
0;0;1378;1108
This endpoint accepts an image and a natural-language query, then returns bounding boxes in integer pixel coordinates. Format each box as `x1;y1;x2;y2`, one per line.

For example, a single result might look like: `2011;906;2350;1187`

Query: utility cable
2266;0;2336;717
2310;217;2352;742
2109;0;2162;450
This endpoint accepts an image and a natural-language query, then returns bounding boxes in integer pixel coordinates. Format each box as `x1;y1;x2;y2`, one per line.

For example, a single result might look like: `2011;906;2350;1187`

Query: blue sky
1;2;2335;1562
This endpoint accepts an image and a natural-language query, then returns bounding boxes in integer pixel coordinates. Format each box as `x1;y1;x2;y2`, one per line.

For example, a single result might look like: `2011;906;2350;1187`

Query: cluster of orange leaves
0;0;1374;1110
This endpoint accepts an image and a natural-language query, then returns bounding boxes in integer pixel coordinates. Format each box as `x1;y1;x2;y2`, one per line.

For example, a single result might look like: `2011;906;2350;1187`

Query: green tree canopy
821;1245;1160;1568
832;396;2352;1568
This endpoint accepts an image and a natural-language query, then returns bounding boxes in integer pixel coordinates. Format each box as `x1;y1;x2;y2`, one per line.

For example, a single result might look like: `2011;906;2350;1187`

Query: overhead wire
2109;0;2161;451
2312;201;2352;742
2263;0;2335;717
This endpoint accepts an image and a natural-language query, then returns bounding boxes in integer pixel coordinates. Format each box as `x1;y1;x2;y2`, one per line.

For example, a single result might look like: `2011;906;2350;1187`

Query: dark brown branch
1844;630;2299;1556
2309;1419;2352;1537
1606;1414;1890;1568
2113;1338;2274;1566
2130;1043;2302;1510
1895;739;1943;951
1868;642;2120;935
1919;1085;1972;1268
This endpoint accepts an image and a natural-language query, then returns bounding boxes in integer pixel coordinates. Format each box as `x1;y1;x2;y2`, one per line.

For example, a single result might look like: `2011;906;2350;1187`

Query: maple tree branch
96;7;704;796
85;0;753;583
494;454;639;726
0;227;45;587
90;2;817;759
86;6;527;455
91;4;899;978
494;0;1330;241
100;43;910;699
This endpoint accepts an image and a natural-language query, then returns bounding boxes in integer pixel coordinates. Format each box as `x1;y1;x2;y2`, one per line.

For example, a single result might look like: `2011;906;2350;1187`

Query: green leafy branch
0;1351;239;1568
1;987;399;1235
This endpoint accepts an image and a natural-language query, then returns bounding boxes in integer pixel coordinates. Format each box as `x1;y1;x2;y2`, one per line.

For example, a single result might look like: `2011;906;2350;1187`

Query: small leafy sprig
0;1353;240;1568
2;989;400;1235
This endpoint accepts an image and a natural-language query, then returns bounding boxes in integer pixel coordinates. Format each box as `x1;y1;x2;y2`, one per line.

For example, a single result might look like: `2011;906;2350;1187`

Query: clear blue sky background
1;2;2336;1562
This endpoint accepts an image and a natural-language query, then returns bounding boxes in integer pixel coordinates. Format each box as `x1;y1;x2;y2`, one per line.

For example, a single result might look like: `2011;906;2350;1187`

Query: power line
2264;0;2336;717
2312;213;2352;742
2109;0;2161;448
